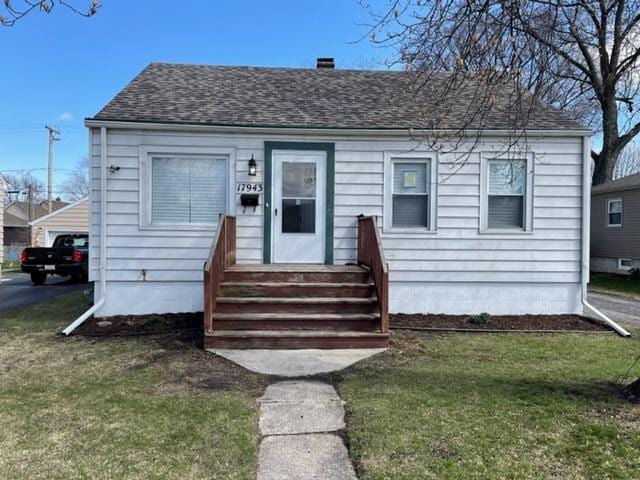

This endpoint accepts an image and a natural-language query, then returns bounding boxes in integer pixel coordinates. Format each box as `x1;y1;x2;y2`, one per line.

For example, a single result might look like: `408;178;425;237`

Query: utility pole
45;124;60;213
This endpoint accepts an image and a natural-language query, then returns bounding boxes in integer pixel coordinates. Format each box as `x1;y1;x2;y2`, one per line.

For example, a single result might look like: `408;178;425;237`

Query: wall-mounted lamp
109;165;121;174
248;155;257;176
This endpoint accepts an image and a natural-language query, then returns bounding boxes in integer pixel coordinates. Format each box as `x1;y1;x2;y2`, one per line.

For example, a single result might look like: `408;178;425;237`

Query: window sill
383;227;437;235
606;224;622;228
479;228;533;236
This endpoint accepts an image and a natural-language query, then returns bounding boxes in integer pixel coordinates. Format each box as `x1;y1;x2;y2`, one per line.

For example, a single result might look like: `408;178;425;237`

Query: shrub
468;312;491;325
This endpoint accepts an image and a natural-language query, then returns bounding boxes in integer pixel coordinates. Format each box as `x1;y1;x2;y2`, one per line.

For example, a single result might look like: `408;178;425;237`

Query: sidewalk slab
259;381;345;435
258;433;357;480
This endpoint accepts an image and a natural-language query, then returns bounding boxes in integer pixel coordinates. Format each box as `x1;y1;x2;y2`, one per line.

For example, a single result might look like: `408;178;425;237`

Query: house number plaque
236;183;263;193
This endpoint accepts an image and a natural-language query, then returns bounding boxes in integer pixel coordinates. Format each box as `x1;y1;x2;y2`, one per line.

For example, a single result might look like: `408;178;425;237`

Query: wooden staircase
203;216;389;349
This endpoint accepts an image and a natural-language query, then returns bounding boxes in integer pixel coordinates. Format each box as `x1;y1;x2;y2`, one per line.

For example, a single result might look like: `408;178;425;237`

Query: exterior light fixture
248;155;257;176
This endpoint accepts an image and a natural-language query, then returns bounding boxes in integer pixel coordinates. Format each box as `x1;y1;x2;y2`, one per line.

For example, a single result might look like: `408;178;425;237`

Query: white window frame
480;152;534;234
618;258;633;271
139;145;235;230
606;198;622;227
383;152;437;233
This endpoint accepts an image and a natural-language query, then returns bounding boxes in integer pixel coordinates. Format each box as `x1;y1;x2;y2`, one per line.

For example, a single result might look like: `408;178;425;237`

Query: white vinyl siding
607;198;622;227
90;128;584;316
151;156;227;225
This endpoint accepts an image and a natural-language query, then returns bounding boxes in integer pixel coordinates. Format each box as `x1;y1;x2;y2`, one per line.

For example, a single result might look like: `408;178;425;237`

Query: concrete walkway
210;348;385;377
588;291;640;327
257;380;357;480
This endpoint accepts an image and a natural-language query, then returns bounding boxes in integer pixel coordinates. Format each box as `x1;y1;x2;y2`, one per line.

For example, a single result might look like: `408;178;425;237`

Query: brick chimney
316;57;335;69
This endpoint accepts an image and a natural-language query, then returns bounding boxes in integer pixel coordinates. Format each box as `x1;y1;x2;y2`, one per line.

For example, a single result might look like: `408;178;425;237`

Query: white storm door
272;151;326;263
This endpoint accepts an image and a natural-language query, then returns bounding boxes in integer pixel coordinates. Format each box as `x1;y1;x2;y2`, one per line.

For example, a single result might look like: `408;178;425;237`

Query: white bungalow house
67;60;628;347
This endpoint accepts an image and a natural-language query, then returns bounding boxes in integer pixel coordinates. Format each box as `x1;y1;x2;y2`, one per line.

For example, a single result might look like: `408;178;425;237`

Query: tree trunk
592;94;622;186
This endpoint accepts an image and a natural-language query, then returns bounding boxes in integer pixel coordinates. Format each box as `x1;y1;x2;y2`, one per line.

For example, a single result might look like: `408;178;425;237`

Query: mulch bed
391;313;610;331
75;311;611;335
74;313;203;336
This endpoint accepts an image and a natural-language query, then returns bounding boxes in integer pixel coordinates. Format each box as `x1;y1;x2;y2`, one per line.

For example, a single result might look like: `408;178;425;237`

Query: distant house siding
89;127;585;317
31;198;89;247
591;188;640;271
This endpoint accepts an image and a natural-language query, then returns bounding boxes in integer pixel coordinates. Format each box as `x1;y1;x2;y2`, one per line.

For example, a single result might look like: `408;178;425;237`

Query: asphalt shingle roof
92;62;585;131
592;172;640;194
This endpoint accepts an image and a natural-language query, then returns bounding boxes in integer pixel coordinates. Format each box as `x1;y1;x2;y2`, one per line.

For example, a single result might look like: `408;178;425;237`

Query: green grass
336;331;640;480
590;273;640;299
2;259;20;272
0;292;267;479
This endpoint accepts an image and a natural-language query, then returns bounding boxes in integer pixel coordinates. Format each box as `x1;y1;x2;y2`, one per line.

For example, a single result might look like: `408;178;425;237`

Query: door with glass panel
272;151;326;263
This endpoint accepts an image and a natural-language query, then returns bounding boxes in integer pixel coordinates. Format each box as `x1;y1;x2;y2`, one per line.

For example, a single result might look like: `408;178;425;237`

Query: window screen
608;199;622;226
151;156;226;224
487;159;526;229
392;161;429;227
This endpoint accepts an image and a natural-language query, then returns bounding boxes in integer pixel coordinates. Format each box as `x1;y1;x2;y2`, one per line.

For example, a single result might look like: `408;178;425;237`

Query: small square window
618;258;633;271
607;199;622;226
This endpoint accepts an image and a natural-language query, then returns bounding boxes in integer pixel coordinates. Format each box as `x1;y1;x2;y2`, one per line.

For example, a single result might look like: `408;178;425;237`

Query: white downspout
580;134;630;337
62;127;108;335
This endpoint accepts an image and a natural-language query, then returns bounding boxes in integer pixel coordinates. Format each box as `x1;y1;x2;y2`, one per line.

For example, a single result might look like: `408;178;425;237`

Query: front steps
204;264;389;349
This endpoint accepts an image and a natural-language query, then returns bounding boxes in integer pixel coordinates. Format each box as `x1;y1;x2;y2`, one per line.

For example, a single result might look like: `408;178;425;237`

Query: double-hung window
607;198;622;227
384;156;436;231
392;161;430;227
149;155;228;226
481;155;533;233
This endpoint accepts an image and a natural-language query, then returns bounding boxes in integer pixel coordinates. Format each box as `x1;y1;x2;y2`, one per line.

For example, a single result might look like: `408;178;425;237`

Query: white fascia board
84;119;593;138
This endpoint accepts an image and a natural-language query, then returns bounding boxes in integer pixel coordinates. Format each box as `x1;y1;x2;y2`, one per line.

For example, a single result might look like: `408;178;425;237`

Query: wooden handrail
357;216;389;333
203;214;236;334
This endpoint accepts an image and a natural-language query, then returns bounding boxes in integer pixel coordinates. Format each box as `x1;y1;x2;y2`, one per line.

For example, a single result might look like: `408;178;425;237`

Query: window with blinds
487;159;526;229
151;156;227;224
392;161;430;227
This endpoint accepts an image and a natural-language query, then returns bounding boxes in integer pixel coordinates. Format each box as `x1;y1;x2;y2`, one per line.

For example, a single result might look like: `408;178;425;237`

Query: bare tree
363;0;640;184
613;141;640;178
60;156;90;201
0;0;99;26
3;172;45;203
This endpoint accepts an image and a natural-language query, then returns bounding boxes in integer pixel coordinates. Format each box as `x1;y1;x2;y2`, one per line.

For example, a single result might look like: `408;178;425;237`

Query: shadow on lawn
332;367;634;408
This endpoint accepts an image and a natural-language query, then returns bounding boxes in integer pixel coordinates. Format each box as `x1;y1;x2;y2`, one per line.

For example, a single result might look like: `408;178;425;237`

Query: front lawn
590;272;640;299
0;292;267;479
336;331;640;479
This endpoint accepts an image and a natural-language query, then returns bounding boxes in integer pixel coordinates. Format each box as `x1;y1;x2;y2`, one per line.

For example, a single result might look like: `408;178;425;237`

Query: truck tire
30;272;47;286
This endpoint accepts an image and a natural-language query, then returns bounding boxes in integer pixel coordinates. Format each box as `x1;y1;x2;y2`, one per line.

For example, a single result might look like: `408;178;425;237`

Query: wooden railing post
203;215;236;335
356;215;389;333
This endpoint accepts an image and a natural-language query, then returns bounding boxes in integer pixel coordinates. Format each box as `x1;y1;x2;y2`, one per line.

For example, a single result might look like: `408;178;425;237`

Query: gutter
580;134;630;337
62;127;108;335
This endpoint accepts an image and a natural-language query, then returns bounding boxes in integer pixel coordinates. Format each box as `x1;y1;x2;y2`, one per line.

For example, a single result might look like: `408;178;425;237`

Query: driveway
0;273;87;314
588;291;640;327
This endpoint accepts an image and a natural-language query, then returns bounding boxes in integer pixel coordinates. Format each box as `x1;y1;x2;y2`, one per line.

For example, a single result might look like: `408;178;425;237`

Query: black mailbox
240;193;259;212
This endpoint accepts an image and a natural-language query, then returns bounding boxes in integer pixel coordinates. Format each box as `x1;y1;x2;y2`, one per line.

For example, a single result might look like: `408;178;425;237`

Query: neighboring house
3;200;68;246
30;196;89;247
590;172;640;274
83;60;594;328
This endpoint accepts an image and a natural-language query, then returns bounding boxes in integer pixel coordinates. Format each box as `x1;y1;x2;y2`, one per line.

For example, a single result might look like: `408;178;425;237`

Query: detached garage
30;197;89;247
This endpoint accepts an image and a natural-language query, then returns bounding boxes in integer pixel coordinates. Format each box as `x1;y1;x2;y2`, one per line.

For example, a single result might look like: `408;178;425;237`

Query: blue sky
0;0;388;198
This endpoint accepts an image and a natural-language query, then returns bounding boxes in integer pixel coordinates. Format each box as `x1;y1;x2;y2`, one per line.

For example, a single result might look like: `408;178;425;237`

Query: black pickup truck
20;234;89;285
